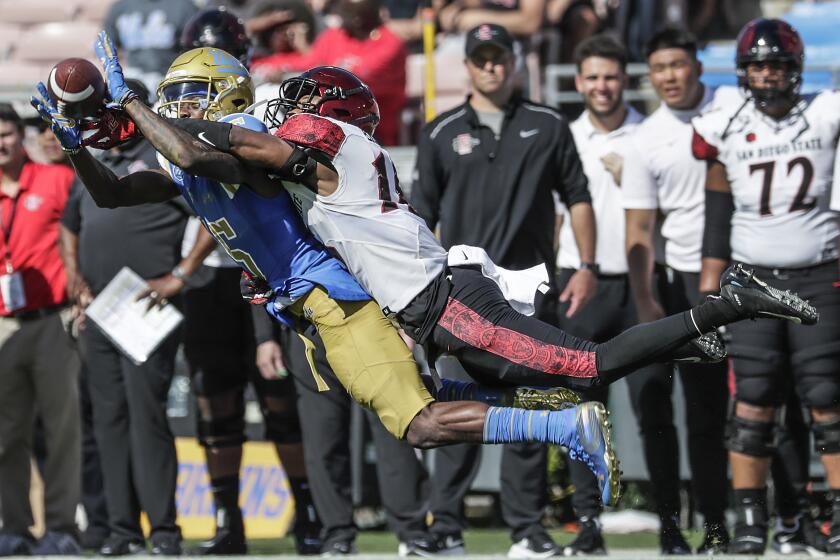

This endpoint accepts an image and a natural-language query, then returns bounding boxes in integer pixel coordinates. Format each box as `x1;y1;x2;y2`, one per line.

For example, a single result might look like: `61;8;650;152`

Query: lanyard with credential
0;193;20;275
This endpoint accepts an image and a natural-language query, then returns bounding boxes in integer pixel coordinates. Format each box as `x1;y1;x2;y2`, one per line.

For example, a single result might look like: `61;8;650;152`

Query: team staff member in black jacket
412;23;597;558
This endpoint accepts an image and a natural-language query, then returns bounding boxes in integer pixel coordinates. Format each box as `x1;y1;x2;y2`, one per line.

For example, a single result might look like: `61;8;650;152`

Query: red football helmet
735;18;804;106
264;66;380;134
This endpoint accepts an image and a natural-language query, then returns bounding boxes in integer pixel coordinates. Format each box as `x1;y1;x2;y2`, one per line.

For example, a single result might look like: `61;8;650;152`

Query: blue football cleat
567;402;621;506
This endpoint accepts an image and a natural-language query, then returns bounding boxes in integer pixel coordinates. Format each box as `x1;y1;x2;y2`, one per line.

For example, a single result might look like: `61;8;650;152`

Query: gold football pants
289;287;434;438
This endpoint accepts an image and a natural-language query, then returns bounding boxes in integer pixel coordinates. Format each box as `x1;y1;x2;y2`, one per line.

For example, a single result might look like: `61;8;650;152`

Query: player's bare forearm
68;149;124;207
124;99;243;183
228;125;295;168
228;126;338;196
569;202;596;263
70;150;179;208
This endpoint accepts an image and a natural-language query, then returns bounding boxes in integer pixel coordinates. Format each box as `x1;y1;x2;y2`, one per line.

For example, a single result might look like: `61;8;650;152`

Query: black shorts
183;266;259;396
728;260;840;408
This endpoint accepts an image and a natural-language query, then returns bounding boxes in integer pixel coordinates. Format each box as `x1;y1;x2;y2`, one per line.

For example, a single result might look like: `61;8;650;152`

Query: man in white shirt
555;34;648;556
621;29;730;554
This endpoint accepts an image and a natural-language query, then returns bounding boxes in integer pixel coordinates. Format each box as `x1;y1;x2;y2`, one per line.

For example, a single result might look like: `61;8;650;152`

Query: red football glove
81;108;140;150
240;271;273;305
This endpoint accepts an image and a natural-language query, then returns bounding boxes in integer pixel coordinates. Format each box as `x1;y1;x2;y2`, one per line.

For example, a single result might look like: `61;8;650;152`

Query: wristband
171;265;190;283
579;262;600;275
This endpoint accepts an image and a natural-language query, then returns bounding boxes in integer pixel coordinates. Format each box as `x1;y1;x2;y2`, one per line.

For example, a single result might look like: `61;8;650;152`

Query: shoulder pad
275;114;346;158
691;128;719;162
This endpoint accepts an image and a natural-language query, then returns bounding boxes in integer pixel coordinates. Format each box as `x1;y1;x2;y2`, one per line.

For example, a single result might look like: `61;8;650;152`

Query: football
46;58;106;119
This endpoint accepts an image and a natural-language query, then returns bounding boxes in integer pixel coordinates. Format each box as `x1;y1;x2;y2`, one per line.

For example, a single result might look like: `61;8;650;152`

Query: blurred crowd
1;0;839;558
91;0;767;146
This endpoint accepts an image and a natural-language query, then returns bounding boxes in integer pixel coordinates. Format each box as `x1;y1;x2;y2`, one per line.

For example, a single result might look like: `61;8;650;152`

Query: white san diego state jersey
692;90;840;268
276;113;448;315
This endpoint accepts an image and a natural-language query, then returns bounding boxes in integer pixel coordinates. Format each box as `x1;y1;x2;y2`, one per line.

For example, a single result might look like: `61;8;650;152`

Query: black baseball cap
465;23;514;57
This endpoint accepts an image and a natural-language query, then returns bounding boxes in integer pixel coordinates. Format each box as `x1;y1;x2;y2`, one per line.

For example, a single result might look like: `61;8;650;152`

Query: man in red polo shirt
251;0;407;146
0;104;81;555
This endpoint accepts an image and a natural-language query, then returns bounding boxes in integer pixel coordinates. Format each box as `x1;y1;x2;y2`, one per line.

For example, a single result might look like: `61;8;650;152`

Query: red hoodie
253;25;407;145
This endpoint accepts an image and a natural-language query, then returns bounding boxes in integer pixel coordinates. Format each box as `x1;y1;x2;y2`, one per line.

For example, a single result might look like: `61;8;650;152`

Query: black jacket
412;96;590;273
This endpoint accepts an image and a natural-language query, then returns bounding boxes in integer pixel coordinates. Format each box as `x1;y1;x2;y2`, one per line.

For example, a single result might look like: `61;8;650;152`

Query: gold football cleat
510;386;582;411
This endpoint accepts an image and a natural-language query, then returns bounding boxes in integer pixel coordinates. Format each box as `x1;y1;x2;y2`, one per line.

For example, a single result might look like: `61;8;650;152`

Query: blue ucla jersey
165;161;370;324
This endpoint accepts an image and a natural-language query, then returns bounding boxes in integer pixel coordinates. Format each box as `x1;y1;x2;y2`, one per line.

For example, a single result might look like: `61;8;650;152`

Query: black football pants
426;266;703;391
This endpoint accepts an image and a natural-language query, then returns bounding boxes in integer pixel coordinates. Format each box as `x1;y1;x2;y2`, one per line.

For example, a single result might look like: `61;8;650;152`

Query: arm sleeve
60;180;84;234
554;118;591;207
169;118;232;151
621;137;659;210
410;127;443;230
702;189;735;259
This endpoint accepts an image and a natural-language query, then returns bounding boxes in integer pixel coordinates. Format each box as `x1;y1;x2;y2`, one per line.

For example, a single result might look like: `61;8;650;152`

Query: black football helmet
181;8;252;67
735;18;804;106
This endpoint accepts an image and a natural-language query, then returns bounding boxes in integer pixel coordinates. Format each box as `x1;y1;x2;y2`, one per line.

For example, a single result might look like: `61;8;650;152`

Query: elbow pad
702;190;735;260
273;145;318;186
170;118;232;152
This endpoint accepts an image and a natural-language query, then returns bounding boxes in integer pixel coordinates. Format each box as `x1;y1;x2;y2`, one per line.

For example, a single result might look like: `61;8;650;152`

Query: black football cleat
660;518;691;555
719;264;818;325
696;522;730;555
189;508;247;556
562;517;607;556
771;515;827;556
671;331;726;363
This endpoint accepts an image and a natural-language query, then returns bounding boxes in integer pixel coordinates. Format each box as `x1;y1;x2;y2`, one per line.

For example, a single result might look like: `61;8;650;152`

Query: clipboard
85;267;183;364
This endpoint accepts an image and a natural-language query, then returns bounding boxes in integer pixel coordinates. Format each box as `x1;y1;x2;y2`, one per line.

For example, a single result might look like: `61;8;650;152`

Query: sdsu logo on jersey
692;91;840;268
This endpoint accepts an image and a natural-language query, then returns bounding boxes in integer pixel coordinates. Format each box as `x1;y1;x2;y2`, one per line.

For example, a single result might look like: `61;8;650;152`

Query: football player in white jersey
177;66;820;403
131;59;826;513
693;18;840;554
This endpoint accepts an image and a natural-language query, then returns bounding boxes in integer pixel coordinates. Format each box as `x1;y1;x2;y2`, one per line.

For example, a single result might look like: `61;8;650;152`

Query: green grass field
229;528;703;555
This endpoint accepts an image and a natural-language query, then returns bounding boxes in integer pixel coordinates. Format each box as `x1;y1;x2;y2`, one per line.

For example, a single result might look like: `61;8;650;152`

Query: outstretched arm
70;151;180;208
31;83;180;208
95;30;244;184
173;118;339;196
124;100;245;184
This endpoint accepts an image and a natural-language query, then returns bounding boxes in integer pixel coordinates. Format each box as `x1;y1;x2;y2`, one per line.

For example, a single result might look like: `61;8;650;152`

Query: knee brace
793;342;840;408
813;419;840;454
731;345;787;406
725;415;776;457
196;396;247;450
262;400;302;445
192;367;247;398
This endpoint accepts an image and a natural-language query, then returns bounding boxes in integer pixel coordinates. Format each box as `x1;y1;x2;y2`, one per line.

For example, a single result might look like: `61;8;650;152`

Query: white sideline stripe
48;68;95;103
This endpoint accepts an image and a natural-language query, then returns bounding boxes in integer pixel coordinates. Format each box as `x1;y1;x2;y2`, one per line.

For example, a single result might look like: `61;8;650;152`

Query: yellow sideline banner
170;438;295;539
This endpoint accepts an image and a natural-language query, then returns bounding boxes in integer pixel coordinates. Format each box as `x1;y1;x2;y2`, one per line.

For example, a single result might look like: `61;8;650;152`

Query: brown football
46;58;106;119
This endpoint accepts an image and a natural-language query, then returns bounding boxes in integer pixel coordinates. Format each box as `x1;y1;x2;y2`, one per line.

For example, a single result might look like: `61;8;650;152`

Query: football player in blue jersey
33;32;627;506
